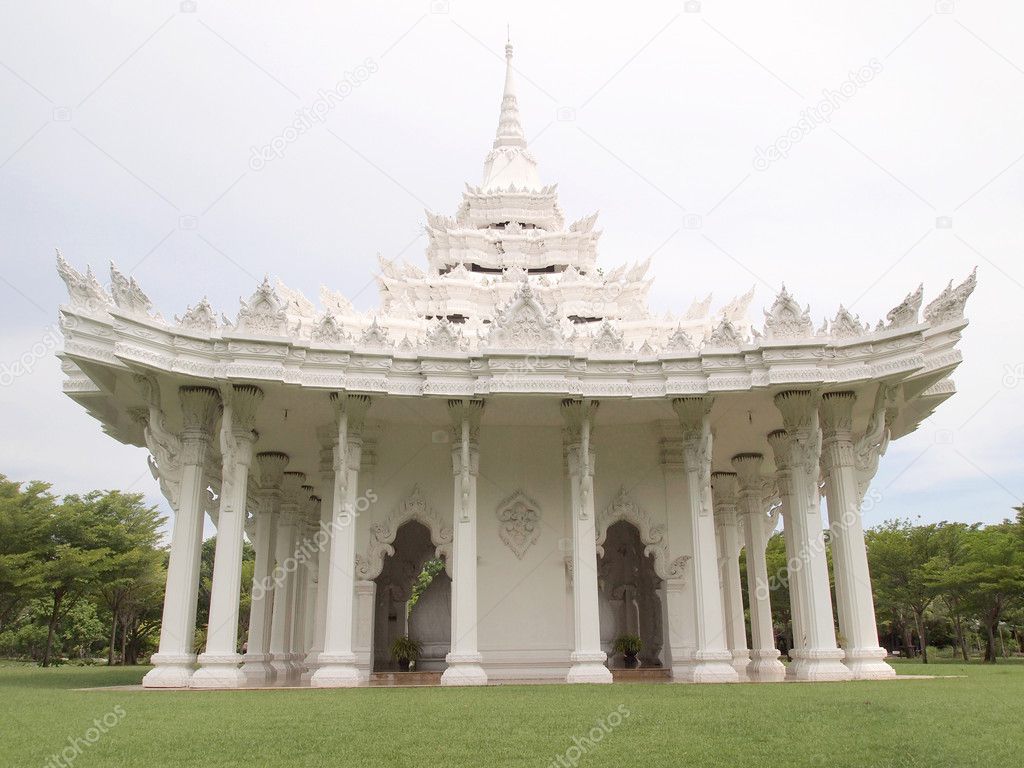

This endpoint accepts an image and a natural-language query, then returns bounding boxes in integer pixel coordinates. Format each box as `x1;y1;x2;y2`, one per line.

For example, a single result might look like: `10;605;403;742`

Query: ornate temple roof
54;43;977;444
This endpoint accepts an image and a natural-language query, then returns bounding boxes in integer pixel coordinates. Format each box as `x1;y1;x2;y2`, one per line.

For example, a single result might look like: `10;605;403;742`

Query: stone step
368;671;443;687
611;667;672;682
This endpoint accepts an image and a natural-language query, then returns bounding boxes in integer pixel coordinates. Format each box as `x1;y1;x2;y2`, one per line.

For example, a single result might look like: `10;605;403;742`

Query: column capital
820;391;856;438
672;396;713;438
281;471;306;507
773;389;818;433
179;385;221;436
331;392;371;434
731;453;764;492
226;384;263;435
560;398;598;443
711;472;738;506
766;429;791;471
448;397;484;423
256;451;289;491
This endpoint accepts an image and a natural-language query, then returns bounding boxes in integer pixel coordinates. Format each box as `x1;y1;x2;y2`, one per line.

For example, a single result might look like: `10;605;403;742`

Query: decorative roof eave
59;299;945;399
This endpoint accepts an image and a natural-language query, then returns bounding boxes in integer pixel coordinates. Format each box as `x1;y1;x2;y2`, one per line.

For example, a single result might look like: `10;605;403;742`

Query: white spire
493;41;526;149
481;39;541;192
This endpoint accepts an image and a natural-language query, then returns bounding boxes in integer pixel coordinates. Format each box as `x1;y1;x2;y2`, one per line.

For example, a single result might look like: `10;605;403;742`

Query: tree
90;491;165;665
763;534;793;653
37;492;118;666
963;514;1024;663
922;522;978;661
866;521;940;662
0;476;53;630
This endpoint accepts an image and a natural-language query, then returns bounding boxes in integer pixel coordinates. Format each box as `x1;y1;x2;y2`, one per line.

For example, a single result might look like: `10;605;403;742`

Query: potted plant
613;634;643;668
390;635;422;672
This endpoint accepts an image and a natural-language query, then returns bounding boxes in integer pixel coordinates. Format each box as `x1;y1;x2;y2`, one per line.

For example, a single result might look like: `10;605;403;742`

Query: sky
1;0;1022;540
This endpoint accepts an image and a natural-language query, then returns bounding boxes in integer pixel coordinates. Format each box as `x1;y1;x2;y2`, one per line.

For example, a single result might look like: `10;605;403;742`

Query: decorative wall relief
495;489;542;559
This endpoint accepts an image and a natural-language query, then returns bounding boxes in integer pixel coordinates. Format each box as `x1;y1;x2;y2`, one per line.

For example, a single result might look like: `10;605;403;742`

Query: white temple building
55;43;976;688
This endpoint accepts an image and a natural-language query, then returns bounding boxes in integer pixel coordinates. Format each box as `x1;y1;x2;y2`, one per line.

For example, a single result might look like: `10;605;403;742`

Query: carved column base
440;653;488;686
270;654;300;683
566;651;613;684
748;649;787;682
142;653;196;688
788;649;853;682
310;653;362;688
239;653;276;686
689;649;740;684
189;653;246;688
844;647;896;680
730;650;751;681
668;647;698;682
299;650;322;685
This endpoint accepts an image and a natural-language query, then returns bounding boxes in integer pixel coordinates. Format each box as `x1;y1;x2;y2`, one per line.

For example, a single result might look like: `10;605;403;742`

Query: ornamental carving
235;277;288;335
311;312;350;344
664;325;695;353
109;262;153;317
923;268;977;325
706;317;742;348
485;282;563;350
763;284;812;339
359;317;391;348
175;298;219;333
589;320;627;354
885;284;923;328
495;489;542;559
829;305;868;339
56;250;112;311
596;487;674;578
356;484;453;580
426;317;468;352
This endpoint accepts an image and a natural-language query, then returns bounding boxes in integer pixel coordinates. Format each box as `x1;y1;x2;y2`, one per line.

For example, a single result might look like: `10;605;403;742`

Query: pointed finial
494;36;525;148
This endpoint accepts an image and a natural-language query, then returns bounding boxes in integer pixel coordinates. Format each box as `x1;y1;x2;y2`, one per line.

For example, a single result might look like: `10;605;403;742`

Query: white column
240;451;287;685
660;436;698;680
820;391;895;679
671;397;738;683
192;384;262;688
441;398;489;685
312;393;370;687
561;399;613;684
143;385;220;688
305;437;335;674
732;453;786;682
268;473;303;683
712;472;750;680
767;430;806;676
770;390;851;681
291;490;317;672
353;580;377;680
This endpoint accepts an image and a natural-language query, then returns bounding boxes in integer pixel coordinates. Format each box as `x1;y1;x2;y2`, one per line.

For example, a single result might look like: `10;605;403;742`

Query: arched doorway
372;520;452;671
597;520;664;667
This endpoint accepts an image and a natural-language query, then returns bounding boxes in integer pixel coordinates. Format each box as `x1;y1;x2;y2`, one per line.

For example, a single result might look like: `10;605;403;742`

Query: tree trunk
42;592;63;667
952;614;969;662
984;621;997;663
120;616;128;666
108;611;118;666
902;624;915;658
915;610;928;664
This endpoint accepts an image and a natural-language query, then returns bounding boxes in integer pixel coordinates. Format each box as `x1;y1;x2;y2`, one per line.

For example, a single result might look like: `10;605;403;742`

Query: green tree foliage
407;558;445;618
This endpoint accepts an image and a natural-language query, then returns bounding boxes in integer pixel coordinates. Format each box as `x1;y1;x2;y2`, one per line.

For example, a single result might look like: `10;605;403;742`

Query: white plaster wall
355;414;673;680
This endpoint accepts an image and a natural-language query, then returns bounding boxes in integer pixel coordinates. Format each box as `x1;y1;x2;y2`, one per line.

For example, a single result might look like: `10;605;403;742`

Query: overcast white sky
1;0;1022;539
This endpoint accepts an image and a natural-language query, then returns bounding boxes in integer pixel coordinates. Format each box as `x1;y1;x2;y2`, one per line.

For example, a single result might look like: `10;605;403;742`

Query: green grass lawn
1;659;1021;768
